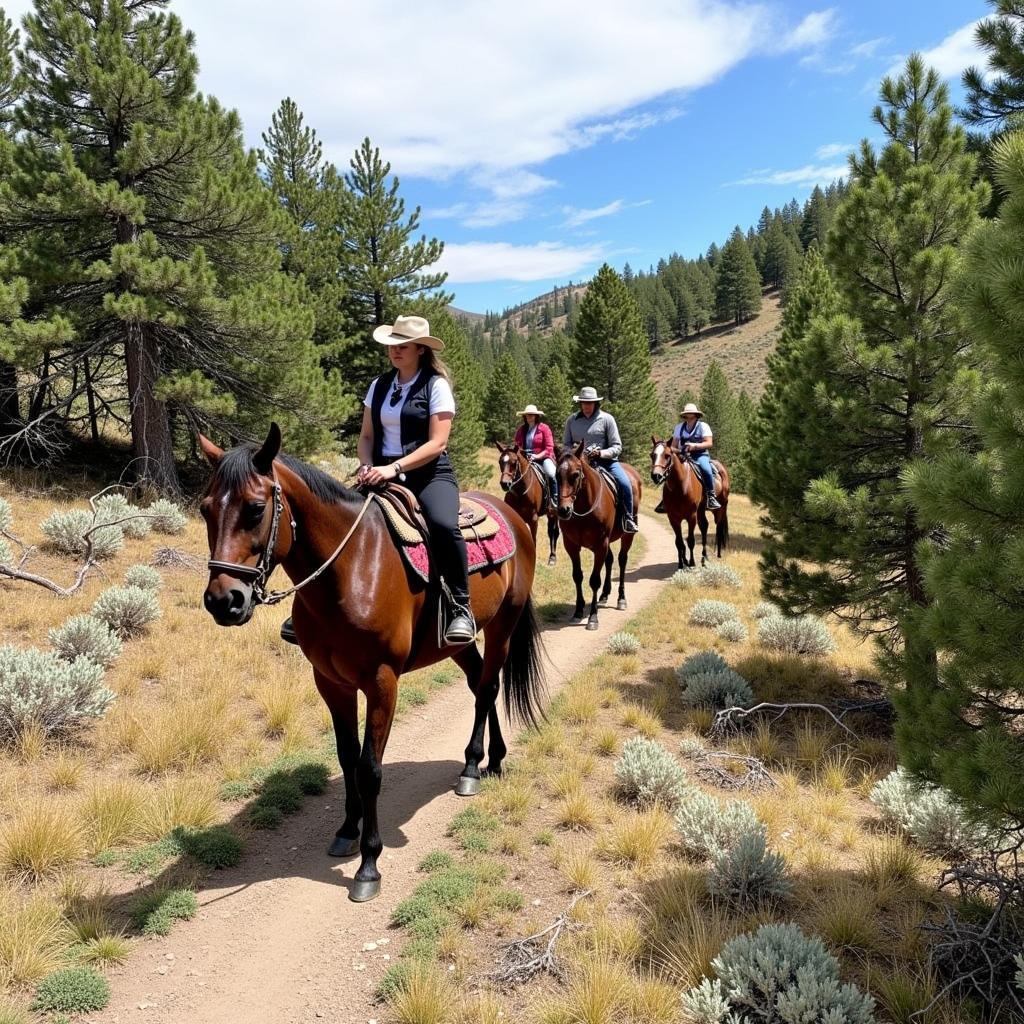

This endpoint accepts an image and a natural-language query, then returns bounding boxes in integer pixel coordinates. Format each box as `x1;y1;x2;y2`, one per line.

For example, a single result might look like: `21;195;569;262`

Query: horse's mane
215;446;360;506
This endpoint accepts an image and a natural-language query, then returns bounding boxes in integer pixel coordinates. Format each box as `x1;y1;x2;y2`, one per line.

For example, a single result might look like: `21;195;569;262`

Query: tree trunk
83;355;100;444
0;359;19;437
124;322;180;494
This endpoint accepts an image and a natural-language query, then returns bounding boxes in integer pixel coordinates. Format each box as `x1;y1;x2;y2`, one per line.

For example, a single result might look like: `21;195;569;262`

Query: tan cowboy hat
573;386;604;402
679;402;703;418
372;314;445;351
517;404;545;418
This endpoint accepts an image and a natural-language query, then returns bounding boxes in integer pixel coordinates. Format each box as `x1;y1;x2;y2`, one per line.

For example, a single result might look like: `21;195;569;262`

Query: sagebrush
615;737;690;808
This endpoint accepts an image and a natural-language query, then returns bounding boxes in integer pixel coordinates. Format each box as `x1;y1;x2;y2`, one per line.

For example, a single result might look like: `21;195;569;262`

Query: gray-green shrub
90;586;161;639
753;600;780;619
48;615;123;669
869;767;985;858
31;967;110;1013
95;493;151;539
675;790;761;859
698;564;742;589
123;564;162;591
0;646;114;741
615;737;690;808
708;830;792;908
757;614;836;655
607;631;641;655
676;651;755;709
0;496;12;533
670;568;699;588
40;509;123;559
690;600;740;627
680;923;876;1024
147;498;187;535
715;619;748;644
0;536;11;565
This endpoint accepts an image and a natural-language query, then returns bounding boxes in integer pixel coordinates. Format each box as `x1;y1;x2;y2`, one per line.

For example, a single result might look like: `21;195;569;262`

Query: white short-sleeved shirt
364;371;456;457
673;420;711;446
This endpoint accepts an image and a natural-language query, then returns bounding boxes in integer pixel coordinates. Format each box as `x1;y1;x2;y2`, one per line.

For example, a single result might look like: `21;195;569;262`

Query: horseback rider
280;315;476;648
513;404;558;506
655;401;720;512
563;386;639;533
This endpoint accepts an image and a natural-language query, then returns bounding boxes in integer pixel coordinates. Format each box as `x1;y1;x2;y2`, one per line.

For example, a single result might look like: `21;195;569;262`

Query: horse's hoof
547;557;557;567
586;618;599;631
349;878;381;903
328;835;360;858
598;594;609;605
571;612;586;623
455;775;481;797
617;599;627;611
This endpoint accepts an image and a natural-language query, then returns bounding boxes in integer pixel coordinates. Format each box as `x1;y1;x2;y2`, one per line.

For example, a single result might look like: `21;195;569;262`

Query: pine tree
338;137;451;385
431;311;487;487
534;359;572;441
569;264;661;461
962;1;1024;129
482;351;528;443
714;228;762;324
898;132;1024;824
0;0;344;489
259;98;357;422
748;57;988;660
698;361;744;479
760;223;792;289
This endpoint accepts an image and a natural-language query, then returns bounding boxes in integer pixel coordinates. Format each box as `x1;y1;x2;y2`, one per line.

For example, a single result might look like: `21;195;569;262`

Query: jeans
693;452;715;499
537;457;558;500
400;463;471;604
597;459;634;518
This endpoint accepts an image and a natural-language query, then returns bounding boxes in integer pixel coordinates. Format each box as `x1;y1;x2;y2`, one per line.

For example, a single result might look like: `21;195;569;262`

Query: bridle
207;473;374;607
559;456;598;517
502;450;541;499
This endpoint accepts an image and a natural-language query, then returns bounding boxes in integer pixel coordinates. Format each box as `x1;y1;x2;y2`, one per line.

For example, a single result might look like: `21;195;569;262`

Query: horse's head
650;435;675;485
496;442;525;493
556;440;589;520
199;422;289;627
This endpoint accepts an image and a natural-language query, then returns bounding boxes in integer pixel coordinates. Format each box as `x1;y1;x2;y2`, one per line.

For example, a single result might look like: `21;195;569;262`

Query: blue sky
4;0;992;312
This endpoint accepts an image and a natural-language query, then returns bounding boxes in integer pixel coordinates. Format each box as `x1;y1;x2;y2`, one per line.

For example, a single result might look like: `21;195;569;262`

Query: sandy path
93;512;678;1024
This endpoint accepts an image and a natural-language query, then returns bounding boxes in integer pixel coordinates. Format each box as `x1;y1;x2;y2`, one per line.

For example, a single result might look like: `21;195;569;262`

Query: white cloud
727;162;848;187
851;37;889;58
561;199;651;229
0;0;829;180
435;241;606;283
778;8;839;52
815;142;853;159
887;20;984;81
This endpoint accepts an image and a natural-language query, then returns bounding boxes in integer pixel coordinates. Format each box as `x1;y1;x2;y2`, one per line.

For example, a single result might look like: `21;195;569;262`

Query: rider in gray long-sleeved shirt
562;388;637;532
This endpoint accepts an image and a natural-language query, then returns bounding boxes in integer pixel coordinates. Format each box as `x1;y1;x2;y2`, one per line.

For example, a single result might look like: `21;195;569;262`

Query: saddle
373;484;500;546
595;466;620;503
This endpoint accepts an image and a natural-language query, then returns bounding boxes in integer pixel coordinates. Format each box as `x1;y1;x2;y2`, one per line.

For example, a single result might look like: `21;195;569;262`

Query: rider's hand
362;464;397;487
585;444;601;459
684;443;695;454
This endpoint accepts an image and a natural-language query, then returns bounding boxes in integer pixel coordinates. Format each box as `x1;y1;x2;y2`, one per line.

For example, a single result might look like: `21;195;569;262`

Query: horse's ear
574;439;586;458
495;441;506;454
198;433;223;467
253;422;281;476
651;434;658;447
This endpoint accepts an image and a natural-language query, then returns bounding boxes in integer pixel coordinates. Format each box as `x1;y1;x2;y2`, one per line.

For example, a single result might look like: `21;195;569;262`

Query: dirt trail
94;513;679;1024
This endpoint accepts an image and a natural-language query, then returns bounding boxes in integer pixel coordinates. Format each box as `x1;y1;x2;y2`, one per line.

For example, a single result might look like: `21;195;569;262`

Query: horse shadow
107;755;464;920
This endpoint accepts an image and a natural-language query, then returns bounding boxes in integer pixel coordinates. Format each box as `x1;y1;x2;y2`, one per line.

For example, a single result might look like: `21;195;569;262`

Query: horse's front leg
671;517;686;569
350;666;398;903
687;513;698;568
599;548;613;603
587;544;607;630
565;539;586;622
315;673;361;859
616;536;633;610
698;508;710;566
547;514;559;567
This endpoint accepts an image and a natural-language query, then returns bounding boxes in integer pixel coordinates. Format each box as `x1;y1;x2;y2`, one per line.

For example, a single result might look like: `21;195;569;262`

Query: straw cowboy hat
573;386;604;402
517;404;545;418
372;314;445;351
679;402;704;418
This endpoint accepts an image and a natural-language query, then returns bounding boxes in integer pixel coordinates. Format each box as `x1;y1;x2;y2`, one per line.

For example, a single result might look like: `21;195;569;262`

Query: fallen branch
152;546;204;572
835;696;895;720
691;750;776;791
712;702;859;740
490;890;591;985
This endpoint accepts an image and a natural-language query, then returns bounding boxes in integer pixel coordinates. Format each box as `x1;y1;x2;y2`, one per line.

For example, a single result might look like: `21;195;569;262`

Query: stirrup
444;605;477;645
706;493;721;510
622;514;639;534
280;617;298;645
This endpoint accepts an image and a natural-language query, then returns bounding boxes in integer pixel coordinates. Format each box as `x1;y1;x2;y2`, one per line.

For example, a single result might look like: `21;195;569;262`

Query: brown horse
555;441;642;629
199;424;545;903
649;437;730;566
496;442;560;566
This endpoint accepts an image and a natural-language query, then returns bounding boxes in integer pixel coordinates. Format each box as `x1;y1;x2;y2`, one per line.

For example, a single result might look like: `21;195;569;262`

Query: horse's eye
244;502;266;525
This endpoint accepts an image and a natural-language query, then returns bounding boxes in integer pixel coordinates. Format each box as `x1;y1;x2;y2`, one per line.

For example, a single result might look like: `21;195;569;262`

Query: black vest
369;368;452;472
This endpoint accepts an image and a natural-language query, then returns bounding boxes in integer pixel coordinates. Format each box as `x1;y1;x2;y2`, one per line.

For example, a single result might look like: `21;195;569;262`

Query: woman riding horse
513;404;558;506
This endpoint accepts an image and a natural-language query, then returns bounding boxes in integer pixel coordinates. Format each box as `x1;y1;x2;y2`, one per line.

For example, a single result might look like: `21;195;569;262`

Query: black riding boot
280;617;298;645
438;530;476;645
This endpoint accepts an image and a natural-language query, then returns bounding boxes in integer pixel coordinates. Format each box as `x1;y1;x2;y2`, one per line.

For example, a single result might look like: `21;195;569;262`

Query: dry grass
555;789;600;832
620;703;661;738
137;775;219;840
0;803;85;881
79;779;146;853
389;962;458;1024
0;888;72;988
558;847;599;893
596;809;672;869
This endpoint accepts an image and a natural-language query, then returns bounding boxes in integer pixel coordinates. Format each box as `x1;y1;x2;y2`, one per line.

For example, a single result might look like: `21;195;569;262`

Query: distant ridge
446;304;485;323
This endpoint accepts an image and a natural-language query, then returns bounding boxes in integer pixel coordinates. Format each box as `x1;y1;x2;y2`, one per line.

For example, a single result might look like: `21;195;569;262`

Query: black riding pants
399;463;471;604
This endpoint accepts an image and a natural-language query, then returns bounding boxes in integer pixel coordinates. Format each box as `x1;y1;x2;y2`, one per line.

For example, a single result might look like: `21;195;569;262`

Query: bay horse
496;442;560;566
649;436;730;567
555;440;642;630
199;424;544;903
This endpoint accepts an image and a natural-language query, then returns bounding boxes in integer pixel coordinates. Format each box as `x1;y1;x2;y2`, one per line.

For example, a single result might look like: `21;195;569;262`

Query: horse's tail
717;504;730;552
503;596;547;728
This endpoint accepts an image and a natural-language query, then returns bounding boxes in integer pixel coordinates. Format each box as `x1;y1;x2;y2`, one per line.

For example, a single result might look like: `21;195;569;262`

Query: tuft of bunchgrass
77;934;131;967
597;809;673;869
137;775;218;839
0;890;71;988
0;802;85;880
386;962;456;1023
594;728;618;757
79;779;145;853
